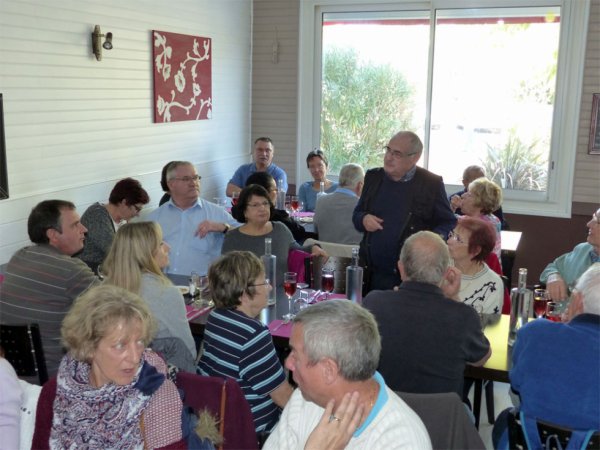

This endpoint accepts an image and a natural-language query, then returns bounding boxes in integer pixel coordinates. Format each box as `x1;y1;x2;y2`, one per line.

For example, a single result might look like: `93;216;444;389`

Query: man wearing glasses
148;161;239;276
353;131;456;292
226;137;288;197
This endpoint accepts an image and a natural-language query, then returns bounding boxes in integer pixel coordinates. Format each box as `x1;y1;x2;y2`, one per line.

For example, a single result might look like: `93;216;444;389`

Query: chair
0;323;48;385
508;409;600;450
176;371;258;450
304;238;356;258
397;391;485;449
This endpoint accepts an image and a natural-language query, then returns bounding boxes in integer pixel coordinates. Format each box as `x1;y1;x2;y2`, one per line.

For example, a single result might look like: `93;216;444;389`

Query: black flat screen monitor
0;93;8;199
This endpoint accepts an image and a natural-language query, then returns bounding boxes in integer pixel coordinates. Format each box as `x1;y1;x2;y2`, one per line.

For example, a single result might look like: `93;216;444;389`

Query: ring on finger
329;414;341;423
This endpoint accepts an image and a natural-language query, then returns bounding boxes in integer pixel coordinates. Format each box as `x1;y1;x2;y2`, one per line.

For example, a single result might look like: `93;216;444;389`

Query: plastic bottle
345;247;363;304
508;268;532;346
261;238;277;306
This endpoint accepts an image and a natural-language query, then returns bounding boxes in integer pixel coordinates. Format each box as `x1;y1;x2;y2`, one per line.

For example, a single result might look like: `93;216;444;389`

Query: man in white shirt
264;300;431;450
148;161;239;275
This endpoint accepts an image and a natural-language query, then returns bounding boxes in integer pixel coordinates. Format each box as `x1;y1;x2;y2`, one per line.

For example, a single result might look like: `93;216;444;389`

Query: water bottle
276;178;286;210
261;238;277;306
508;268;532;346
345;247;363;304
316;181;326;204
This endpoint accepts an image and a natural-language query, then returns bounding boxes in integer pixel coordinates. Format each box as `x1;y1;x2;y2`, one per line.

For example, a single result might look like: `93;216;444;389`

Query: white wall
0;0;253;264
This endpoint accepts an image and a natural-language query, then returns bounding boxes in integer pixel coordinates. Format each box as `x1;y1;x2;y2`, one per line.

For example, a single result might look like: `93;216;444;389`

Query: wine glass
232;191;240;207
283;272;297;321
321;267;334;300
546;302;562;322
291;196;300;213
533;288;548;319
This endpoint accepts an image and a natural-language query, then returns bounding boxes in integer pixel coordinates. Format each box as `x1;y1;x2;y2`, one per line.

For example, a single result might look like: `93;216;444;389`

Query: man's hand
546;274;568;301
442;266;462;300
304;392;364;450
195;220;227;238
362;214;384;232
311;246;328;260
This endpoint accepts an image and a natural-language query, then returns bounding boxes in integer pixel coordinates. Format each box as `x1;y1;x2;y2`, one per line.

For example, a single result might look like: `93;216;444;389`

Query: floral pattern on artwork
152;30;212;123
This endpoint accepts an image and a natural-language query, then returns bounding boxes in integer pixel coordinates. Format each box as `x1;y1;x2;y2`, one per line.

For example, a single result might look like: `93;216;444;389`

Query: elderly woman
103;222;196;371
447;216;504;315
222;184;327;298
298;149;338;212
198;251;294;435
78;177;149;273
458;177;503;263
32;284;188;449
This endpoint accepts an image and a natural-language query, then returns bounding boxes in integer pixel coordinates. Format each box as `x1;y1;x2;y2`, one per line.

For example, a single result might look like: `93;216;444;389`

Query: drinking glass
533;288;548;319
283;272;297;320
321;267;334;300
232;191;239;207
291;196;300;212
546;301;562;322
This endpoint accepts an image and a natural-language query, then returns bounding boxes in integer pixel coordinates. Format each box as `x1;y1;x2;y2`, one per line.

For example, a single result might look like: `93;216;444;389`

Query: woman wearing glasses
222;184;326;299
447;216;503;316
78;177;149;274
298;149;338;212
198;251;294;436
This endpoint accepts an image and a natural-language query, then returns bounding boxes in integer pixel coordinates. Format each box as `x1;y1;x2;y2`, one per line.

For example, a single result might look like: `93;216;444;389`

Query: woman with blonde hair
103;222;196;370
458;177;503;263
31;284;191;449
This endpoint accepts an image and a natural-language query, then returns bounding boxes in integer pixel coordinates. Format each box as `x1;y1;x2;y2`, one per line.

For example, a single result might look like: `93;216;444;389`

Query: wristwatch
222;223;231;234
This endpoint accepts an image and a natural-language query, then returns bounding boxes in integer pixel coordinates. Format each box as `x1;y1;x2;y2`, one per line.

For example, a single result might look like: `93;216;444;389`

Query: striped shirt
0;244;98;376
198;308;286;433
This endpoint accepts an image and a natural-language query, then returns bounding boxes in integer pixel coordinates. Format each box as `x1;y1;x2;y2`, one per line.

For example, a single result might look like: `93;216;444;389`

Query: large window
299;0;589;217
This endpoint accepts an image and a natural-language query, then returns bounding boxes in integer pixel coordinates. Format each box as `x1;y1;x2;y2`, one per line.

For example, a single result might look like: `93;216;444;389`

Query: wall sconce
91;25;113;61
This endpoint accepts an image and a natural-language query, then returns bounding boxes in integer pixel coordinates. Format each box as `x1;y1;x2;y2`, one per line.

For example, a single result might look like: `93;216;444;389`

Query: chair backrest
0;323;48;385
397;391;485;449
508;409;600;450
176;371;258;450
304;238;356;258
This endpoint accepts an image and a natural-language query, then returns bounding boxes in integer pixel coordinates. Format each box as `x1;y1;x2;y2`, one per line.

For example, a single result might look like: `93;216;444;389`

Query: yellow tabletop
465;314;512;382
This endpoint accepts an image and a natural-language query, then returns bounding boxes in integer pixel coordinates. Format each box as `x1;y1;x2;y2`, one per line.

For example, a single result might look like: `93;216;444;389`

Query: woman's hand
311;246;328;260
195;220;227;238
450;195;462;212
304;392;363;450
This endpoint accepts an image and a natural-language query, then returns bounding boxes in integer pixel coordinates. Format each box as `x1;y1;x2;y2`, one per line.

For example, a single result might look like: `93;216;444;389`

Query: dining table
464;313;512;429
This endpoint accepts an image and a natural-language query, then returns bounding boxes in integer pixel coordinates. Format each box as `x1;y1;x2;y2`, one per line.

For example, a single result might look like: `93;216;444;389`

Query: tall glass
283;272;297;320
533;288;548;318
321;267;334;299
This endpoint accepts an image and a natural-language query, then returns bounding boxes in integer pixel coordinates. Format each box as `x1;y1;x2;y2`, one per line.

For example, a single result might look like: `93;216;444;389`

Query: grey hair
165;161;194;181
292;300;380;381
391;131;423;154
576;263;600;315
338;163;365;189
462;165;485;184
400;231;450;285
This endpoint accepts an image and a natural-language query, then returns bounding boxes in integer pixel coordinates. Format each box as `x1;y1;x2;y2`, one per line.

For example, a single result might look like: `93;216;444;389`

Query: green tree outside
321;48;415;172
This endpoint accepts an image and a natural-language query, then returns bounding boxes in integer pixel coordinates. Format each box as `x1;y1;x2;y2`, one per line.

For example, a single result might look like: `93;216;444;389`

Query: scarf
50;350;165;450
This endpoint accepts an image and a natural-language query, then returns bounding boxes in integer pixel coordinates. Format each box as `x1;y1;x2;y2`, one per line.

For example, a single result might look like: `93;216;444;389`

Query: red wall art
152;30;212;123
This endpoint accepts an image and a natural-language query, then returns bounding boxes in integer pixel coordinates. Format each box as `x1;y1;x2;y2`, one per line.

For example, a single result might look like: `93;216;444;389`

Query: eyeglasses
248;279;270;287
131;204;143;213
383;146;419;159
170;175;201;183
448;230;466;244
247;201;270;209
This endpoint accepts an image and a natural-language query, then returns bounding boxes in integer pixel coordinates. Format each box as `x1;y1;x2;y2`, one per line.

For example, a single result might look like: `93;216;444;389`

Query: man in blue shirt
226;137;288;197
148;161;239;276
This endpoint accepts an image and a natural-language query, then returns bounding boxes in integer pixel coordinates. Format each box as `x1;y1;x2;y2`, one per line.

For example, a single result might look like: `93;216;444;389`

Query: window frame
297;0;590;218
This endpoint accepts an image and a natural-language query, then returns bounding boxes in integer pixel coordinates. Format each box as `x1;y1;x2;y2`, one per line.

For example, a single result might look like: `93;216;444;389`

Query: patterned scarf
50;350;165;450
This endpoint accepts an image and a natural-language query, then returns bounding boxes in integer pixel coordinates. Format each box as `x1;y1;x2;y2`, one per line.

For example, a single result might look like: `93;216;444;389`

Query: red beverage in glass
232;197;238;206
321;274;334;293
547;315;562;323
284;281;297;298
533;298;548;318
291;200;299;211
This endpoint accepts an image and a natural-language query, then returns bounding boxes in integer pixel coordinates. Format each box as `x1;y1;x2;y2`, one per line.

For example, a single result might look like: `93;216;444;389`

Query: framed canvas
590;93;600;155
152;30;212;123
0;93;8;200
